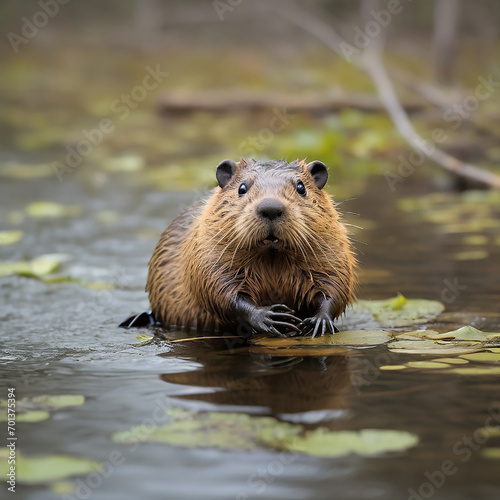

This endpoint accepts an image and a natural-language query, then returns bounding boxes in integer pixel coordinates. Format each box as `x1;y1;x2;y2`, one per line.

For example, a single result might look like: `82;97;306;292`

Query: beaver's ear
307;161;328;190
216;159;237;188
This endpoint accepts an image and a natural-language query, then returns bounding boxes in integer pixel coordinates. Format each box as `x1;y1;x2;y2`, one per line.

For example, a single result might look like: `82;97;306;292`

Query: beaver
121;158;356;337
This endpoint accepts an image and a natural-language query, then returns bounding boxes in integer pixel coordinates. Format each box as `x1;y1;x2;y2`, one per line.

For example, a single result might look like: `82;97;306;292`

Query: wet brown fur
146;159;356;332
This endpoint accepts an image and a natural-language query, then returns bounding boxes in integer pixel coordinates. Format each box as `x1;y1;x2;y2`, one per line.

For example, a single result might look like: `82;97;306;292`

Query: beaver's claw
295;313;338;338
250;304;302;337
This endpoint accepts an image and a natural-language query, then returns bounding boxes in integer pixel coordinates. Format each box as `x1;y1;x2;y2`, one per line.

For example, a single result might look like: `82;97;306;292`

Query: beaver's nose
257;198;285;221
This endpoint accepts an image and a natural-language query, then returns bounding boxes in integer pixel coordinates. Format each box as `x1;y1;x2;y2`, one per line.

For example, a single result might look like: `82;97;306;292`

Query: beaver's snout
256;198;285;221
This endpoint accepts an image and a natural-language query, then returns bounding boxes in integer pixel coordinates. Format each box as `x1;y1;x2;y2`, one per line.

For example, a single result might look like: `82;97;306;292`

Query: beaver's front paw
250;304;301;337
295;312;338;338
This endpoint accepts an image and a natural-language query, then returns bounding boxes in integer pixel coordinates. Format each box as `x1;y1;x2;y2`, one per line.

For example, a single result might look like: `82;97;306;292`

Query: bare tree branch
275;1;500;189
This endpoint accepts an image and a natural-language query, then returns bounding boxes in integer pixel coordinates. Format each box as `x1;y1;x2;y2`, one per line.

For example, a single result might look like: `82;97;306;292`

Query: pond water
1;44;500;500
1;171;500;500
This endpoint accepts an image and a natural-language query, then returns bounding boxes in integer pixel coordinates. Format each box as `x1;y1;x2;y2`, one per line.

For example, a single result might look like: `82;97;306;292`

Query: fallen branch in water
157;89;424;115
275;1;500;189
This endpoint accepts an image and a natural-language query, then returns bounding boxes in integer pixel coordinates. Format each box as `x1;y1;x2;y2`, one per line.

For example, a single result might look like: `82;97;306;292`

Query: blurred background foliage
1;0;500;197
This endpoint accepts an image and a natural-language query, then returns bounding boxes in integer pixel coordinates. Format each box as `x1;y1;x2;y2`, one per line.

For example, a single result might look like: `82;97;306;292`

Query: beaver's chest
238;256;318;316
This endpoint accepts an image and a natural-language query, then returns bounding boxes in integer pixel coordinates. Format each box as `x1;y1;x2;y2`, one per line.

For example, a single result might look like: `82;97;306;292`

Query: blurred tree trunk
432;0;461;86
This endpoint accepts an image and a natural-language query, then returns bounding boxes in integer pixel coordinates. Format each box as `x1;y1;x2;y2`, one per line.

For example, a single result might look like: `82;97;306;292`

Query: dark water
1;171;500;500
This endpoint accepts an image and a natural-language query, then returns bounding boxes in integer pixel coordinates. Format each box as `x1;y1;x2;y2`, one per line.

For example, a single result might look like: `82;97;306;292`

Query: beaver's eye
296;181;306;196
238;183;248;196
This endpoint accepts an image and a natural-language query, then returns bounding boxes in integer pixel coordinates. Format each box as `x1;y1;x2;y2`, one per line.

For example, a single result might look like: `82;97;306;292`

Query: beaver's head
211;158;336;259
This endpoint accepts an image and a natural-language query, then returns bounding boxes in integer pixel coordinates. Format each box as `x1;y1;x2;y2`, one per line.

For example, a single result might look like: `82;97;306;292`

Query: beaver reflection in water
121;159;356;337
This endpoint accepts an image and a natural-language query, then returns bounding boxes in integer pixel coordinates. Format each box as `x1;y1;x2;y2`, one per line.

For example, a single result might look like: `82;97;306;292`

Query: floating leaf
96;210;118;224
26;202;81;218
113;408;299;451
388;337;481;356
132;334;155;347
0;410;50;423
0;163;54;180
102;155;145;172
261;427;419;458
0;254;70;279
430;357;468;365
427;326;500;342
51;481;76;495
30;395;85;408
462;235;488;246
17;411;50;422
459;352;500;363
379;365;407;371
0;453;100;484
113;408;418;458
249;330;391;356
477;426;500;438
481;448;500;460
354;295;444;328
0;230;23;245
453;250;488;261
447;366;500;375
405;361;449;370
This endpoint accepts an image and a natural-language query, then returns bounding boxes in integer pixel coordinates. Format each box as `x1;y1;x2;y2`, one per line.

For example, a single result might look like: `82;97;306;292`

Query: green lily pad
26;202;81;218
0;410;50;423
481;448;500;460
30;395;85;408
51;481;77;495
447;366;500;375
0;453;100;484
261;427;419;457
0;395;84;427
453;250;488;261
430;357;469;365
459;352;500;363
113;408;299;451
113;408;418;458
0;254;70;278
0;163;54;180
102;155;145;172
405;361;450;370
462;235;488;246
0;230;24;245
353;295;444;328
